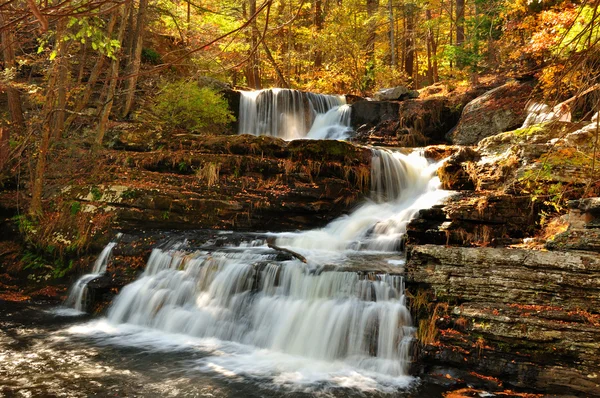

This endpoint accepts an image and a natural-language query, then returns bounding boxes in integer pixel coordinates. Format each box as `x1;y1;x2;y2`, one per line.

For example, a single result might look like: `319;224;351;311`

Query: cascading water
62;241;116;313
66;148;448;391
522;102;571;128
306;104;352;140
276;149;448;252
106;249;413;378
238;88;352;140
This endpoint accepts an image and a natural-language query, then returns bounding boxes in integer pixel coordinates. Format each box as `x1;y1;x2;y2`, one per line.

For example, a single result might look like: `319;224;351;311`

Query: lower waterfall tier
107;248;414;377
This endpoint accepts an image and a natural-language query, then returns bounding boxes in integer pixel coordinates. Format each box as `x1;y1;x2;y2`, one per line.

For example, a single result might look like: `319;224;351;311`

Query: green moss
90;186;102;201
121;189;139;200
542;147;592;168
70;201;81;215
510;124;546;138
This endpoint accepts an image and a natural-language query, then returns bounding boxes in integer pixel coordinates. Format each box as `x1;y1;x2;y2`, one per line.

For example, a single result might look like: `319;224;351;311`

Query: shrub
141;48;161;64
153;80;235;133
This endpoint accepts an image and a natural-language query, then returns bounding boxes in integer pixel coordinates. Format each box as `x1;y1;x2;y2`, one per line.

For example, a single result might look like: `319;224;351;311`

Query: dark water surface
0;301;454;398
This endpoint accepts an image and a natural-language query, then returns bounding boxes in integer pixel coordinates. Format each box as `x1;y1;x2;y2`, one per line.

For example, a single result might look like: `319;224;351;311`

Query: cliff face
55;134;372;233
406;244;600;396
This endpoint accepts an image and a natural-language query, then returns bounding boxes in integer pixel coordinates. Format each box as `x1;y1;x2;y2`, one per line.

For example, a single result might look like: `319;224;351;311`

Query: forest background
0;0;598;217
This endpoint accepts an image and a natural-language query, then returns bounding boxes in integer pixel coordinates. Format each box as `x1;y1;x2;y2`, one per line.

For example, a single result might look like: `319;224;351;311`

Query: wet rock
406;244;600;396
349;100;399;127
449;80;534;145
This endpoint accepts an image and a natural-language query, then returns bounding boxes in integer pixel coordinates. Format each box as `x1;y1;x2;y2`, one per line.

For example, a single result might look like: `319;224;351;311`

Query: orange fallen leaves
0;291;30;302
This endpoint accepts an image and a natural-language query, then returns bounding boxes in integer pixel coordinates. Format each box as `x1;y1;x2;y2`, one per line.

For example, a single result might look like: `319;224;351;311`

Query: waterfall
107;249;413;377
68;148;448;390
306;104;352;140
276;149;448;252
63;241;117;313
522;102;571;128
238;88;351;140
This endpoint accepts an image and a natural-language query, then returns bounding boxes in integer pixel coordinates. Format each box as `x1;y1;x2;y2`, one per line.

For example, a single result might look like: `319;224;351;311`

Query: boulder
373;86;409;101
349;100;399;127
449;80;534;145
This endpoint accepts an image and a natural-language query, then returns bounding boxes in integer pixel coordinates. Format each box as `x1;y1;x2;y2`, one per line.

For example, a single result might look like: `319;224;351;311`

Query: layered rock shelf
54;135;372;232
406;245;600;396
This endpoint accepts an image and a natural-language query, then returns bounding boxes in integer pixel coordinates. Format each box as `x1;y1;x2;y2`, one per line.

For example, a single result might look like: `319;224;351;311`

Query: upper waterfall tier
238;88;351;140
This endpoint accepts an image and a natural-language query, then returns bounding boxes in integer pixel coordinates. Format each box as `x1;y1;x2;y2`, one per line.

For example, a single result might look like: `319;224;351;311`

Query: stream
0;300;451;397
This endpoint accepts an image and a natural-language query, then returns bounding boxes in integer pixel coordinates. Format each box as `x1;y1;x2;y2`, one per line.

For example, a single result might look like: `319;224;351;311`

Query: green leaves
35;16;120;61
152;80;235;133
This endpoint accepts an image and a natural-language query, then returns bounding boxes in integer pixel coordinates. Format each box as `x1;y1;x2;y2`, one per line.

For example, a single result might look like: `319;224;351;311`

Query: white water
106;249;412;377
238;88;351;140
62;241;116;313
276;149;448;253
522;102;571;128
306;104;352;140
63;146;448;391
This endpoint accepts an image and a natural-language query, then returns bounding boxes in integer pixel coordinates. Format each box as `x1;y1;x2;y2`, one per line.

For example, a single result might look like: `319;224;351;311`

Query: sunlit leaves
66;17;121;58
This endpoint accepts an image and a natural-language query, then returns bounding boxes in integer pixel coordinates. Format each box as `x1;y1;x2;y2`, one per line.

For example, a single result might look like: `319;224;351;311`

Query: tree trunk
449;0;454;70
77;43;87;84
30;17;73;216
426;9;434;84
0;128;8;172
404;4;414;84
123;3;136;60
64;13;117;129
121;0;148;118
29;21;64;217
388;0;395;66
246;0;261;89
29;120;52;216
262;38;289;88
0;10;25;130
365;0;379;92
456;0;465;46
52;20;69;139
313;0;323;68
98;4;131;144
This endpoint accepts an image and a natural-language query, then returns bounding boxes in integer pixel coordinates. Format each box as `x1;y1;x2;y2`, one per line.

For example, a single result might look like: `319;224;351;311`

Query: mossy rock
287;139;370;164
